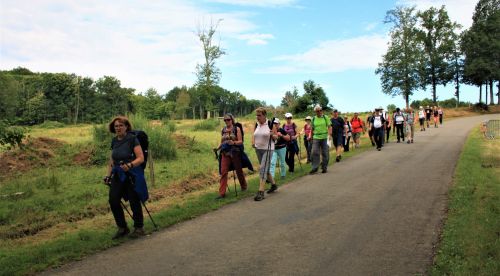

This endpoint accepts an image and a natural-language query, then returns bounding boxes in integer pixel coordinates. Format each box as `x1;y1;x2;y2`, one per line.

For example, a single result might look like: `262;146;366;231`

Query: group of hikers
103;104;445;239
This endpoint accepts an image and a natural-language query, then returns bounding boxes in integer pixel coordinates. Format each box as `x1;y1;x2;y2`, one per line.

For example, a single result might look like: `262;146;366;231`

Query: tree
0;72;20;122
303;80;329;108
176;88;191;119
280;86;300;110
376;6;423;108
417;6;461;104
195;19;226;118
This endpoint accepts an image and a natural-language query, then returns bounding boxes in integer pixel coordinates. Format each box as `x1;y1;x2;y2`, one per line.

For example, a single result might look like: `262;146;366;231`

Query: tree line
0;67;264;125
376;0;499;108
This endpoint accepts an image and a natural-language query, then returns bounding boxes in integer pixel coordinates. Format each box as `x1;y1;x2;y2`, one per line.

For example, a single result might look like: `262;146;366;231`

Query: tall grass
192;119;221;131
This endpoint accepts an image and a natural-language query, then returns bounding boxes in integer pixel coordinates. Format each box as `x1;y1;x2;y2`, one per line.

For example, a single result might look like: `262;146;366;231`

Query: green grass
0;120;373;275
431;128;500;276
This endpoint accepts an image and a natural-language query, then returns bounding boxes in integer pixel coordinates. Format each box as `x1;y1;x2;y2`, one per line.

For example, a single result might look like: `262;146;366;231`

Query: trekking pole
104;175;133;220
263;117;276;184
148;151;155;188
296;136;303;171
232;170;238;196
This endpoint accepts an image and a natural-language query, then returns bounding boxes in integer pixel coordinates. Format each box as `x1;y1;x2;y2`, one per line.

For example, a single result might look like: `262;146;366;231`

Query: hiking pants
109;175;144;229
311;138;329;171
395;123;404;141
406;123;414;140
219;150;247;196
343;136;350;152
285;141;297;172
270;147;286;178
304;136;312;162
439;114;443;124
373;127;384;149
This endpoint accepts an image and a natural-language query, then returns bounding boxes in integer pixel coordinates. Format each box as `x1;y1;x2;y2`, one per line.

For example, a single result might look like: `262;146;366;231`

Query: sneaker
215;195;226;200
129;227;145;239
321;169;327;173
397;140;400;143
112;227;130;240
407;140;410;144
411;140;414;143
335;156;340;162
377;147;381;151
254;191;265;201
267;184;278;194
309;168;318;174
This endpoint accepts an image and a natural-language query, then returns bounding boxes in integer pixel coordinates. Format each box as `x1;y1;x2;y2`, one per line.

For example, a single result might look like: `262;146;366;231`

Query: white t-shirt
418;110;425;118
254;120;275;150
373;116;382;128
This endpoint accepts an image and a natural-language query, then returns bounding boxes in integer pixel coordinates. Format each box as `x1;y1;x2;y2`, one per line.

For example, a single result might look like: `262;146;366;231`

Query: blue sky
1;0;478;112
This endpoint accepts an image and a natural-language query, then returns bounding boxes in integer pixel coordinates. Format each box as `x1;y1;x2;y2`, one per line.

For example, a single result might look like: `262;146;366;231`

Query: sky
0;0;480;112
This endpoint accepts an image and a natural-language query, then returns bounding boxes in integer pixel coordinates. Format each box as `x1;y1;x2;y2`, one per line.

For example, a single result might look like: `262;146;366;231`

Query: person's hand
103;176;111;185
119;162;131;172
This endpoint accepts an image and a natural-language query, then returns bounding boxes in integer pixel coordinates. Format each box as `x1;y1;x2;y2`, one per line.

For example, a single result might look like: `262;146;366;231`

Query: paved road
47;115;499;276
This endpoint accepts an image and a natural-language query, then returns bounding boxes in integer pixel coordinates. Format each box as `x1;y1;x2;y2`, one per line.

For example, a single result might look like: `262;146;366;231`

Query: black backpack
129;130;149;169
254;118;275;131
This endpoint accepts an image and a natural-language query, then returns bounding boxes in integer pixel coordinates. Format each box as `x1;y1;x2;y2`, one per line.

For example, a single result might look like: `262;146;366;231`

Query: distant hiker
368;108;386;151
270;118;290;180
310;104;332;174
301;116;313;163
252;107;278;201
405;108;415;144
433;106;439;128
343;116;352;152
393;107;406;143
350;112;364;149
283;113;299;173
366;112;375;146
380;107;390;144
105;116;147;239
438;106;444;125
418;106;426;131
215;113;248;200
330;109;345;162
425;105;432;128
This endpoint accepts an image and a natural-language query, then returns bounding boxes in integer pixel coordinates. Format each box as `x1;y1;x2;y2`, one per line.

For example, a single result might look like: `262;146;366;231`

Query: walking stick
232;170;238;196
104;175;133;220
148;150;155;188
296;136;303;171
263;117;276;184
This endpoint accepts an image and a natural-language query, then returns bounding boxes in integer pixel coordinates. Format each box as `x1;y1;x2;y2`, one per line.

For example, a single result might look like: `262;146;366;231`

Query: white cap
305;116;312;120
314;104;322;111
273;118;280;124
285;112;292;118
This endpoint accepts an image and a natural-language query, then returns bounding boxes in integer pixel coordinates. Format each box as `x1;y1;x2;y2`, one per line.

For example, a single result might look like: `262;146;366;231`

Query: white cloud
207;0;297;7
365;22;378;31
258;34;388;74
398;0;476;28
237;33;275;45
0;0;261;93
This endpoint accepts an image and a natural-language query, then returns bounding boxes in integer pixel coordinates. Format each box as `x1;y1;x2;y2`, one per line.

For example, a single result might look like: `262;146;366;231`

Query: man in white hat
309;105;332;173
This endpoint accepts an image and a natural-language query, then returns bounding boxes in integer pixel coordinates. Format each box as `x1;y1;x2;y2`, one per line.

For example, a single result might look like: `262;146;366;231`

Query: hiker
252;107;278;201
425;105;432;128
381;107;390;144
300;116;313;163
309;104;332;174
393;107;406;143
270;118;290;180
368;108;386;151
105;116;147;239
366;112;375;146
418;106;426;131
438;106;444;125
351;112;364;149
330;109;345;162
405;107;415;143
433;106;439;128
283;113;299;173
215;113;248;200
343;116;352;152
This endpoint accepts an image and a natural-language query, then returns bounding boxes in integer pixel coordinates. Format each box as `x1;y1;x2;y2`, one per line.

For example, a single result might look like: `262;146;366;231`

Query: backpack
254;118;275;131
128;130;149;169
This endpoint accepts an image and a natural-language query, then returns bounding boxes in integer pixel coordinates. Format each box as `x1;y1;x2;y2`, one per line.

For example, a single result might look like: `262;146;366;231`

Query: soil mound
0;137;64;178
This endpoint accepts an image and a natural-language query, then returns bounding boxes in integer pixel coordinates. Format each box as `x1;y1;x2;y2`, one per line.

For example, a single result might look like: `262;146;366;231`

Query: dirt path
45;114;499;276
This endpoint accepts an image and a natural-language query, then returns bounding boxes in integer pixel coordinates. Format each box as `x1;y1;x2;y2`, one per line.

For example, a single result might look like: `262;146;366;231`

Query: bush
0;122;26;149
37;121;65;129
91;113;177;165
472;102;489;111
192;119;221;131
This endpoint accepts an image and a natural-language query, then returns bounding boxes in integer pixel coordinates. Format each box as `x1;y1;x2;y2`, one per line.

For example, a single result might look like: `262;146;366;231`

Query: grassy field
431;127;500;275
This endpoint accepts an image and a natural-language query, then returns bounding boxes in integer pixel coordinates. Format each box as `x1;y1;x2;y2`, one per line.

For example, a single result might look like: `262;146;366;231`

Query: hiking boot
411;140;414;143
309;168;318;174
321;168;327;173
129;227;145;239
407;140;410;144
335;156;340;162
377;147;381;151
112;227;130;240
254;191;265;201
267;184;278;194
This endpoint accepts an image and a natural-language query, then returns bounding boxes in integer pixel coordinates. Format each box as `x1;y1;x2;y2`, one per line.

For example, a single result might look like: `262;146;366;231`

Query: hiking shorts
352;132;362;140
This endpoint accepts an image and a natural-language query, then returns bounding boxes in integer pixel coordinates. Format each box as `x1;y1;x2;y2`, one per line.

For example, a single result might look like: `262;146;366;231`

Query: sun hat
273;118;280;124
314;104;322;111
285;112;292;118
305;116;312;120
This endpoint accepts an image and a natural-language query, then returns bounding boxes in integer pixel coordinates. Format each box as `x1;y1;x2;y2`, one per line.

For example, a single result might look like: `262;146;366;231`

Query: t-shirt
283;123;297;138
394;112;405;124
330;117;345;136
351;117;363;133
254;120;275;150
418;110;425;118
303;123;312;137
406;112;415;124
111;133;140;165
369;115;386;129
312;115;329;140
425;108;432;118
275;128;288;149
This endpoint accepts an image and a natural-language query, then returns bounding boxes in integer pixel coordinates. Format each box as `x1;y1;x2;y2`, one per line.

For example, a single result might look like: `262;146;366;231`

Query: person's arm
251;125;256;147
232;127;243;146
106;156;113;177
121;145;144;172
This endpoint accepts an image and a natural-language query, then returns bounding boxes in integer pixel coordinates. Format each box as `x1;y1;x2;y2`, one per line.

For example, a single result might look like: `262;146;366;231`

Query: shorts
352;132;361;140
332;134;343;148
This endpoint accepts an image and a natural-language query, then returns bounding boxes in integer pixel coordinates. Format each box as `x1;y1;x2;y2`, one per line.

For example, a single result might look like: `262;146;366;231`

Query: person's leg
411;124;414;141
286;144;295;172
269;150;278;178
375;128;383;149
278;147;287;177
320;139;329;171
231;151;247;190
125;178;144;229
109;175;127;229
304;138;312;162
311;139;320;172
219;153;230;196
439;115;443;125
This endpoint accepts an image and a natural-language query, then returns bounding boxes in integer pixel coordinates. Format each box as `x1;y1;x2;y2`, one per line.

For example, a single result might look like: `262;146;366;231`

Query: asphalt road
46;114;499;276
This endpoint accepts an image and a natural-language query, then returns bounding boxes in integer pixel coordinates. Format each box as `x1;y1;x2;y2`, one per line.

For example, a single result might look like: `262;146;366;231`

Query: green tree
303;80;329;108
176;89;191;119
376;6;423;108
280;86;300;110
417;6;461;104
0;72;20;122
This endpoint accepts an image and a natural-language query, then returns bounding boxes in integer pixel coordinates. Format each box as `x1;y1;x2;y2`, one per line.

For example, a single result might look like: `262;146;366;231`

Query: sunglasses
224;119;231;122
286;117;292;119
